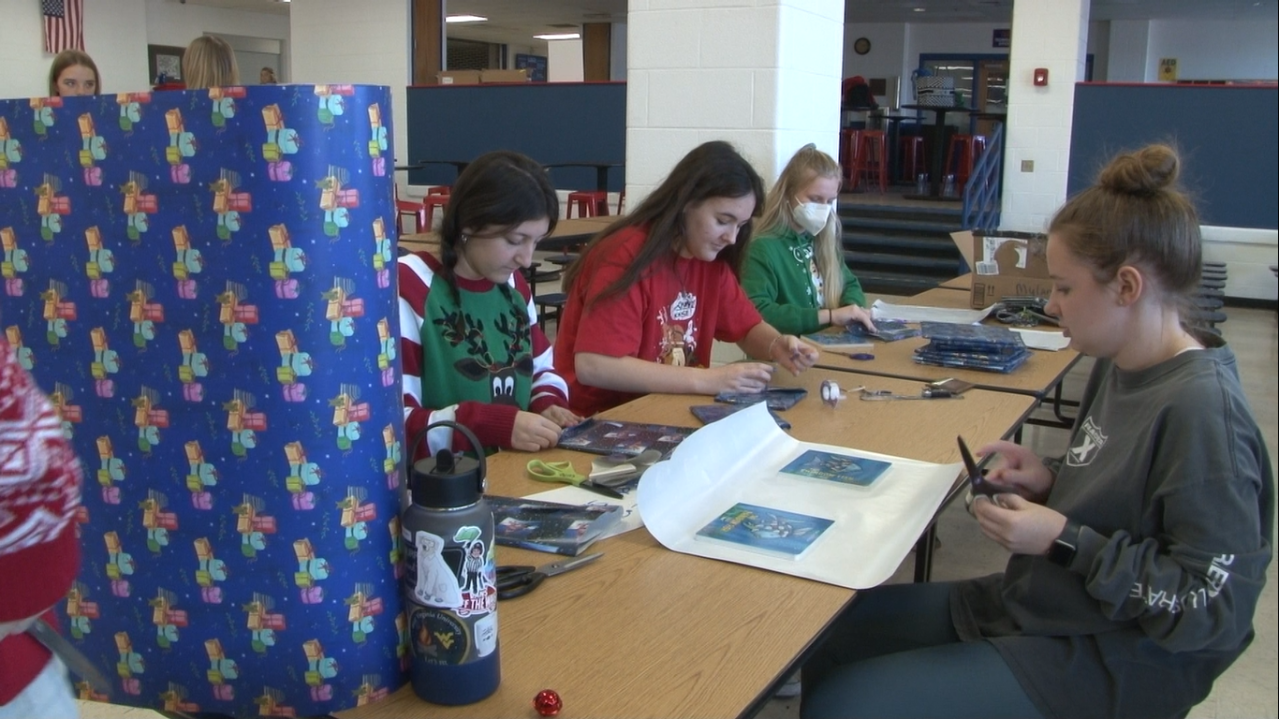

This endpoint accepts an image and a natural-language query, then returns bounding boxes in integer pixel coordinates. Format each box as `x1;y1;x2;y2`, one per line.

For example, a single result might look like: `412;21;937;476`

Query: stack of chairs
1189;261;1229;335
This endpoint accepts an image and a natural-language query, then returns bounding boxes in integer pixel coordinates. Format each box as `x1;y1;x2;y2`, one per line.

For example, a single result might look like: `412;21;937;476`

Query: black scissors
495;552;603;600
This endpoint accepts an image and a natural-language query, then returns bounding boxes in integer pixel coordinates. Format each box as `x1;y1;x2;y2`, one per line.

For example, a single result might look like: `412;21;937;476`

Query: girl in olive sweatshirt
801;144;1274;719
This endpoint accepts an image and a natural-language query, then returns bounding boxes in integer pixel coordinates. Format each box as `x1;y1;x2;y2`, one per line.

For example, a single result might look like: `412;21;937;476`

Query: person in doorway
554;140;820;417
799;144;1274;719
182;36;240;89
398;150;580;457
743;144;873;336
48;49;100;97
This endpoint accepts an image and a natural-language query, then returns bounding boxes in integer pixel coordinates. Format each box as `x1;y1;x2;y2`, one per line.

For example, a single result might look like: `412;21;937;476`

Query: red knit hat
0;340;83;625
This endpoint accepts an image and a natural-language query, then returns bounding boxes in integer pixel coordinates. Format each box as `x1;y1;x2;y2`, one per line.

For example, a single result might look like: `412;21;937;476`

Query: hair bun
1098;144;1180;196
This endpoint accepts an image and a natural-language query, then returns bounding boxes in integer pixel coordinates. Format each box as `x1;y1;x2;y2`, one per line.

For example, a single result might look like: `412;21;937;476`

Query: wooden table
399;217;614;255
939;273;972;291
822;289;1079;399
337;370;1035;719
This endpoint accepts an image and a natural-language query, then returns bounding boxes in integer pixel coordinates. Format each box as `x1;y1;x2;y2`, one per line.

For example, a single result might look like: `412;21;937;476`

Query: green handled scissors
526;460;624;499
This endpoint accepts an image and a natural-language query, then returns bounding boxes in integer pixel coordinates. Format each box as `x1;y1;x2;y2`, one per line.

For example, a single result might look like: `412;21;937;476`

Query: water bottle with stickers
401;421;500;705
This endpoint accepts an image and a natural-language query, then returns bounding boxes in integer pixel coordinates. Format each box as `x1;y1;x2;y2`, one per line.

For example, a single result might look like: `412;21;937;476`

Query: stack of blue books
913;322;1031;373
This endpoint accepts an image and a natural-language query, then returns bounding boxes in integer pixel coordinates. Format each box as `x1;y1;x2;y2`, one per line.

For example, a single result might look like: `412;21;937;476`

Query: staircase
839;202;966;296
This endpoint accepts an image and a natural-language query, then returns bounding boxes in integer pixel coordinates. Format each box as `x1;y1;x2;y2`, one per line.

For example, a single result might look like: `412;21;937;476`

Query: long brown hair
753;144;845;308
563;141;765;306
437;151;559;301
1049;144;1201;318
183;36;240;89
48;49;100;96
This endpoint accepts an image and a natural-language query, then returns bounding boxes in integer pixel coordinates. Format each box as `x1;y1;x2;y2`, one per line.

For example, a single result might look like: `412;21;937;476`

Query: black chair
535;292;567;332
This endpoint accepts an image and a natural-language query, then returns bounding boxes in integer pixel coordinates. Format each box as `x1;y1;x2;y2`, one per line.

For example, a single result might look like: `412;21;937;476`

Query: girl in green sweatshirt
742;144;873;336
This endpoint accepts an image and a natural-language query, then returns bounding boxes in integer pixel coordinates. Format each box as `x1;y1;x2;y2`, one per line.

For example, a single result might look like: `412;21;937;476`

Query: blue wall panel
1068;84;1278;230
406;82;626;193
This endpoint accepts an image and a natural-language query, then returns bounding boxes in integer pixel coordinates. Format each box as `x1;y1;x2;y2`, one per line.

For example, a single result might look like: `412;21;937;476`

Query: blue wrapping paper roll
0;85;407;715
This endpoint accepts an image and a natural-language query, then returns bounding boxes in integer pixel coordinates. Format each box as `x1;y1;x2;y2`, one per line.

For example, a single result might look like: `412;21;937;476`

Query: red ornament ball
534;689;562;717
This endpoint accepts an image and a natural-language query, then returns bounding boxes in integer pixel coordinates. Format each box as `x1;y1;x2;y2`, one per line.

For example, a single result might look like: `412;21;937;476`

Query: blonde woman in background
182;36;239;89
742;144;874;335
48;49;100;97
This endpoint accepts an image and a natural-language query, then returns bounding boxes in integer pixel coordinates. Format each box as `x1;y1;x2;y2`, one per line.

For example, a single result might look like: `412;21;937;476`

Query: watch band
1047;518;1081;568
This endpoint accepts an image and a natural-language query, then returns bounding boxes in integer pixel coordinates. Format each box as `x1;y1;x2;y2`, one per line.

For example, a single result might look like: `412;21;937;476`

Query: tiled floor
78;300;1278;719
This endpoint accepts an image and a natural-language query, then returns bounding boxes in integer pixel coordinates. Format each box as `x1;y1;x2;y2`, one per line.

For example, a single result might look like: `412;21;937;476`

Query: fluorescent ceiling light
446;14;488;23
913;7;925;11
534;33;581;40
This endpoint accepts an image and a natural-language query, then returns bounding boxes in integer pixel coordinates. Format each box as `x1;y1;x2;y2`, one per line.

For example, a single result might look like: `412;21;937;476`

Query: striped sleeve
396;254;520;458
511;272;570;413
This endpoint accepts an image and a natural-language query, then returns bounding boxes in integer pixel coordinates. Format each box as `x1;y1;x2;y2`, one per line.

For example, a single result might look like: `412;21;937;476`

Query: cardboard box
437;70;481;86
950;230;1051;309
480;69;529;84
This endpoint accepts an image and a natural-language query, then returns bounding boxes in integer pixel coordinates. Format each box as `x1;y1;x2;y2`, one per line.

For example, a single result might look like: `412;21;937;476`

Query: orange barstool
840;129;862;184
899;136;927;184
566;190;609;218
850;130;888;193
422;193;450;229
944;134;988;187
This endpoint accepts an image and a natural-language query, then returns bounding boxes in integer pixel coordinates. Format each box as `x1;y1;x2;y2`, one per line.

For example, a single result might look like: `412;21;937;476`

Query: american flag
42;0;84;54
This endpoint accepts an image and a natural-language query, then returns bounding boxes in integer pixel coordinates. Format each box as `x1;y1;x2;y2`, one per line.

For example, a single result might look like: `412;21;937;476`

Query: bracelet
768;334;789;359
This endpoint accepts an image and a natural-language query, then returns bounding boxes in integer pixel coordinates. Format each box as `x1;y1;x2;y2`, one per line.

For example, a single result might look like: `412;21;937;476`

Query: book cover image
694;502;834;560
557;418;694;457
489;496;624;556
849;320;921;342
801;327;874;351
714;386;808;411
690;404;792;429
779;449;892;487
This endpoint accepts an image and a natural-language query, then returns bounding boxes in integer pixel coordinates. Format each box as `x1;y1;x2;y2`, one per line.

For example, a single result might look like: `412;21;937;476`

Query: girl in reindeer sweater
397;151;580;457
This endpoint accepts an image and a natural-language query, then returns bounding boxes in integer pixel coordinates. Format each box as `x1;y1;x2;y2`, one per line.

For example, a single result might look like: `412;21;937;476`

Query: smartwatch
1047;519;1081;568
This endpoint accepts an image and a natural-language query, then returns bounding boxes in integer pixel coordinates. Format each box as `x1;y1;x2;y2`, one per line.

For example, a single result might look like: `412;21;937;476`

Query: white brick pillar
625;0;846;206
999;0;1089;233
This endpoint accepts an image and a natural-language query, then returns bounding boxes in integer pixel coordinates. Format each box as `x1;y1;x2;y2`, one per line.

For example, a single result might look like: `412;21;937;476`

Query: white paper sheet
1011;328;1071;351
638;403;961;589
870;299;996;325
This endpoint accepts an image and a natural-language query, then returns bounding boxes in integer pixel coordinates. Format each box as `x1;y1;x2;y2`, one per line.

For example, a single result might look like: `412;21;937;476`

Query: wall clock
853;37;871;55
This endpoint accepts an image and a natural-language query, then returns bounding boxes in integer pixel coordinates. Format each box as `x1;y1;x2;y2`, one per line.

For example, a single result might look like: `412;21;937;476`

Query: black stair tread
841;216;960;234
846;253;961;276
853;270;944;296
843;233;960;253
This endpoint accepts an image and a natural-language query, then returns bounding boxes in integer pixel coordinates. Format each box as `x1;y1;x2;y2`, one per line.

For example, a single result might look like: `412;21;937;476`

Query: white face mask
792;200;832;235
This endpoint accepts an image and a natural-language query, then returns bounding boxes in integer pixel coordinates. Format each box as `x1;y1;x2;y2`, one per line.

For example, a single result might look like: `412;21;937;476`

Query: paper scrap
870;299;995;325
1011;328;1071;351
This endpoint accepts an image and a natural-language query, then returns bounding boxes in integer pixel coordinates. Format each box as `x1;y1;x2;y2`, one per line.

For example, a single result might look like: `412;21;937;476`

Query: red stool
944;135;988;187
898;136;927;184
395;198;426;235
422;193;450;229
566;190;609;218
839;129;862;184
427;185;450;196
850;130;888;193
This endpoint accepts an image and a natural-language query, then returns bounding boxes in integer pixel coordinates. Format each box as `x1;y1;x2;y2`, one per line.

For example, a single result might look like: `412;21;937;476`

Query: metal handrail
960;122;1004;232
